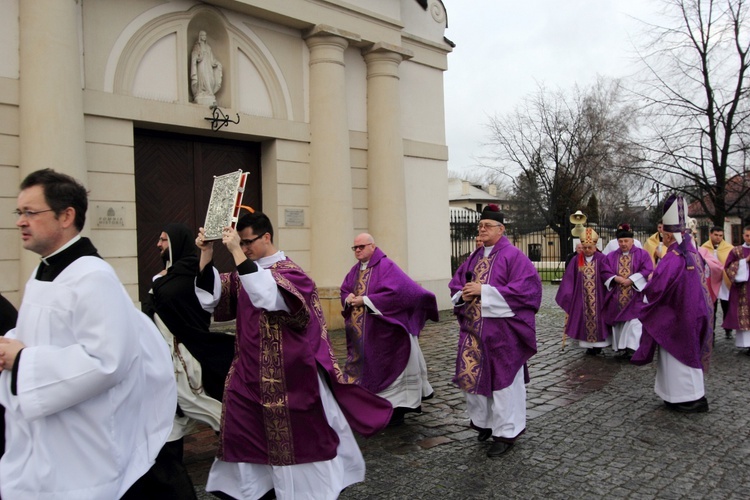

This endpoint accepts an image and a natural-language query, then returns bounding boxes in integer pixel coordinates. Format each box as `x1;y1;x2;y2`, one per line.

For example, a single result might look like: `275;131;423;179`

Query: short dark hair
20;169;88;231
743;225;750;233
709;226;724;233
236;211;274;242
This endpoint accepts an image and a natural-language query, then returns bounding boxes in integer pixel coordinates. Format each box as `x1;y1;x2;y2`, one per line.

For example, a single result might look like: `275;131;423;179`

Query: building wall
0;0;453;322
0;76;20;306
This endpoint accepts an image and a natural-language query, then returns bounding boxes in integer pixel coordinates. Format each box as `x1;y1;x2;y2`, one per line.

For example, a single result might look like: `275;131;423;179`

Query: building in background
0;0;454;326
688;173;750;245
448;178;506;213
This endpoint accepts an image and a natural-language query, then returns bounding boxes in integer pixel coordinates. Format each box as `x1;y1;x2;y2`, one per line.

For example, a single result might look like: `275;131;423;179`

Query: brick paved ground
189;284;750;499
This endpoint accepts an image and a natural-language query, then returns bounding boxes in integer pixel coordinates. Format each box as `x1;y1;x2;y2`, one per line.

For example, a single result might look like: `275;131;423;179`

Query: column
18;0;88;283
305;26;359;328
364;43;413;269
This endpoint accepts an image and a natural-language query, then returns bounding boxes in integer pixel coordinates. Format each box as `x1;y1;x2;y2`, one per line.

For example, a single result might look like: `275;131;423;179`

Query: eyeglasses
477;223;502;230
240;234;264;246
351;244;372;251
13;209;55;219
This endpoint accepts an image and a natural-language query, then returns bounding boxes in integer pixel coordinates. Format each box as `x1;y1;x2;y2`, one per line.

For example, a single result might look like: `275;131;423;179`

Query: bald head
352;233;376;262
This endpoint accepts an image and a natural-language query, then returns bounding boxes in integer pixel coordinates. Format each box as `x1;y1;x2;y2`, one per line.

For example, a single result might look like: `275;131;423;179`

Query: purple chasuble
555;252;613;343
722;245;750;331
340;247;439;393
632;242;713;369
602;247;653;324
216;259;392;466
449;236;541;397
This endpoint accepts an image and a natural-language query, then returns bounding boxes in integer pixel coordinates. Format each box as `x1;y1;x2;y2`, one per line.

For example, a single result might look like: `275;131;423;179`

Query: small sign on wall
95;205;126;228
284;208;305;227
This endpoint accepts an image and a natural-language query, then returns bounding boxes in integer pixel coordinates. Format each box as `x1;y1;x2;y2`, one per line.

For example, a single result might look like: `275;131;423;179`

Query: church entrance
134;129;262;302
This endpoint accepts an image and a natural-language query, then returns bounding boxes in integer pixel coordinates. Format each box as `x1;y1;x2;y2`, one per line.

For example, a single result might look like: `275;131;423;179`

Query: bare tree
482;78;643;256
631;0;750;226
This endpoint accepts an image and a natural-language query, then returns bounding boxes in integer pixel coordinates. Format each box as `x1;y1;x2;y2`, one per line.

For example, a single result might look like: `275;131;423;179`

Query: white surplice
362;295;433;409
0;257;176;500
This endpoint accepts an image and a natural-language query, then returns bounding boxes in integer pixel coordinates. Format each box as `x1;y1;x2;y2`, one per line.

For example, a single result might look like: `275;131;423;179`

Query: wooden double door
134;129;261;302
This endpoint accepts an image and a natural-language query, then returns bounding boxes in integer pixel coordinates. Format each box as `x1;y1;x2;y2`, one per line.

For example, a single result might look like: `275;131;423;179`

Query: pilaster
18;0;87;283
364;42;413;269
305;25;360;329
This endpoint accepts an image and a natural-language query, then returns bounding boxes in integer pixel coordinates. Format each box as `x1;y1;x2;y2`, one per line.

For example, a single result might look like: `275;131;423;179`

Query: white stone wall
0;0;453;312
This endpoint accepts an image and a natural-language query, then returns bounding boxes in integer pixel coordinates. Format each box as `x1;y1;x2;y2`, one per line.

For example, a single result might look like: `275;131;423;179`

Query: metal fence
449;209;481;274
449;209;656;277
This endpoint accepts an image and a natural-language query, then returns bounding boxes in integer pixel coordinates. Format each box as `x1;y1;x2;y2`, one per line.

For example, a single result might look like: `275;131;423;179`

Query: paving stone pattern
190;284;750;499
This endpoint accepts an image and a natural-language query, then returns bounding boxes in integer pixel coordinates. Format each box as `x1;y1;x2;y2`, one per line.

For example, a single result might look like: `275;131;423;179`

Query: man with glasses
449;204;542;458
340;233;439;426
0;169;175;498
195;212;392;499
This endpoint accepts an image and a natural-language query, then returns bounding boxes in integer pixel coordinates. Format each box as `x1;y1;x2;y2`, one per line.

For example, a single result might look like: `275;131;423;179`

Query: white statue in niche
190;30;223;105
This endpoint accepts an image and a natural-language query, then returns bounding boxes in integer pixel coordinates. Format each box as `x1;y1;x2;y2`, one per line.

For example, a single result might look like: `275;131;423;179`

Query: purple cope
631;242;713;369
449;236;541;397
340;247;439;393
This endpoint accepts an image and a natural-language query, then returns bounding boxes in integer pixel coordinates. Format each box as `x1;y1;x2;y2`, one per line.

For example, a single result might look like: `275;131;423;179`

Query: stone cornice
362;41;414;60
303;24;361;43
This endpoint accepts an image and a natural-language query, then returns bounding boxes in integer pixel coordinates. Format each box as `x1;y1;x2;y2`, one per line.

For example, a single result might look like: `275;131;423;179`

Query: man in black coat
140;223;235;499
144;223;234;402
0;293;17;457
0;294;16;336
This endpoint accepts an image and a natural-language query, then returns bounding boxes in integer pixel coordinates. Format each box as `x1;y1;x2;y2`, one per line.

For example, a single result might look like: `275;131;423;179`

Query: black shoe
477;428;492;442
487;441;513;458
725;329;733;339
669;397;709;413
388;412;405;427
746;348;750;357
586;347;602;356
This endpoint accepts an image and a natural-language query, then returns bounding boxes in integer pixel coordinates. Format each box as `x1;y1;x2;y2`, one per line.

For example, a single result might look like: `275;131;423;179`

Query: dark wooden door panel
134;130;261;302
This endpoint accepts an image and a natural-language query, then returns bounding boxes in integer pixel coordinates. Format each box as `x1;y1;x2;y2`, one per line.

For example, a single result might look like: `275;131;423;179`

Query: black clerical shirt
35;237;101;282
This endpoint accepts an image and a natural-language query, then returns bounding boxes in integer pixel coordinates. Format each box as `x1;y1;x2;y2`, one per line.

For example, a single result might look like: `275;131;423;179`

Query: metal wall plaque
95;205;126;228
284;208;305;227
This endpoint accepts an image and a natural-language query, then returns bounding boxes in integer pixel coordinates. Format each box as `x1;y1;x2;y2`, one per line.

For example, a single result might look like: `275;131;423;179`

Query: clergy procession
0;171;749;499
556;194;750;415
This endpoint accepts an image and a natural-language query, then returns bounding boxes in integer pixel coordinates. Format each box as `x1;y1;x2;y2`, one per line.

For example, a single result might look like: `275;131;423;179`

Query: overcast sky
442;0;664;177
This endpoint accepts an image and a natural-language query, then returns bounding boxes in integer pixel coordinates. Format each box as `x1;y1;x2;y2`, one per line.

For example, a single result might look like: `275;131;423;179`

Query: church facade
0;0;453;326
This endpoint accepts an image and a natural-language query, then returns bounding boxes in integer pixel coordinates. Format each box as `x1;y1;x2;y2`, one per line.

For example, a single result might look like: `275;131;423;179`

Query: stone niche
112;3;288;118
187;10;230;108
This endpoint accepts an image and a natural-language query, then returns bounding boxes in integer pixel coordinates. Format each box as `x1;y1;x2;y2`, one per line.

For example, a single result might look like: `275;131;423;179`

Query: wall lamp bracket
204;105;240;132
